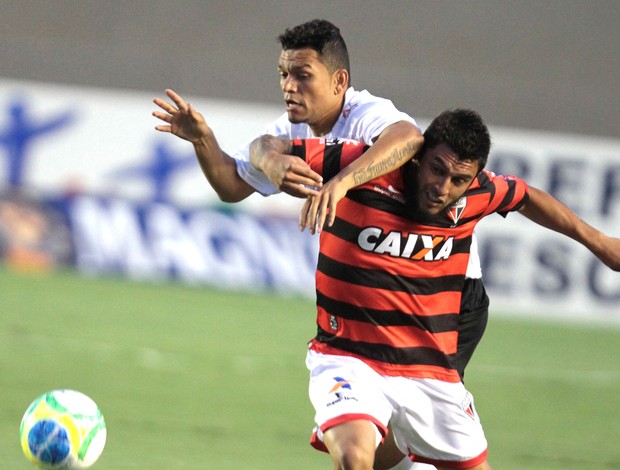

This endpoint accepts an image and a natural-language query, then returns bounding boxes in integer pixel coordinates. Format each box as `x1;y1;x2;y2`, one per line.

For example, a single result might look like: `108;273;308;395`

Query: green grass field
2;266;620;469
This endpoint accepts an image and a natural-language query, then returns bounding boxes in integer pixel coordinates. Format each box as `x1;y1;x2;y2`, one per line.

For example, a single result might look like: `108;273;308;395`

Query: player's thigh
323;419;378;468
374;424;406;470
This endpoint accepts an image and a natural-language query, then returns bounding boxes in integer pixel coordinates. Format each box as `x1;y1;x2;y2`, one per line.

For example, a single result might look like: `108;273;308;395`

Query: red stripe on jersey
316;270;462;316
318;307;459;353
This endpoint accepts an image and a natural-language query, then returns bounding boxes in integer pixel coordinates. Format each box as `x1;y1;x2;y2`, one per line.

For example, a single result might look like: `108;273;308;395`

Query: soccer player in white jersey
153;19;487;470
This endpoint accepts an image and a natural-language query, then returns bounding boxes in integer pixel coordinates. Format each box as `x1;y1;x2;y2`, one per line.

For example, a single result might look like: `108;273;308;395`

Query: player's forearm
520;187;589;238
520;186;617;264
193;135;254;203
341;121;422;191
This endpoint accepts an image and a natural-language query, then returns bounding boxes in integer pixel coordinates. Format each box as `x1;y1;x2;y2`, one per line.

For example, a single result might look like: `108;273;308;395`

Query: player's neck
309;96;346;136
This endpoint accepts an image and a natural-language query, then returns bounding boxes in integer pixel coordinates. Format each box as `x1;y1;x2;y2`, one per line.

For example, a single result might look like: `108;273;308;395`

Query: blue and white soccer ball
19;389;107;469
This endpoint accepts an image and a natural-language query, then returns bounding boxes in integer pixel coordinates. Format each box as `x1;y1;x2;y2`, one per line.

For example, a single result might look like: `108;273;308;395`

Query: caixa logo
357;226;454;261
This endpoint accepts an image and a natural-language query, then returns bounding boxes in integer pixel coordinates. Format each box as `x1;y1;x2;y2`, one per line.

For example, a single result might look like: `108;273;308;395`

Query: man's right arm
191;129;255;203
154;89;322;201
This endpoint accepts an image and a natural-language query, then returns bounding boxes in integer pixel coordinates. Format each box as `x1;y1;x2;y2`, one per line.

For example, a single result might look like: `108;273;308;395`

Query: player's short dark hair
422;109;491;171
278;19;350;76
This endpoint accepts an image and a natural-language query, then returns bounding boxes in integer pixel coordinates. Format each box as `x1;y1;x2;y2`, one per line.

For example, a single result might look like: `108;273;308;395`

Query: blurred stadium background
3;0;620;138
1;1;619;469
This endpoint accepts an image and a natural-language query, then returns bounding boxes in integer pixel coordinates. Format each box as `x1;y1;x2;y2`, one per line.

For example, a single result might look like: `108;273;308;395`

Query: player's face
411;144;480;218
278;48;343;136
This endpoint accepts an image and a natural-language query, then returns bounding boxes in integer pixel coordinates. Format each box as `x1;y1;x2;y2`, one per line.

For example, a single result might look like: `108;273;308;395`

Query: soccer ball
19;389;107;469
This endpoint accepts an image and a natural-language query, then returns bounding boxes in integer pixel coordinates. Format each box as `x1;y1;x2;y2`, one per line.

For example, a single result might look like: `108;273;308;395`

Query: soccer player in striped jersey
250;109;620;470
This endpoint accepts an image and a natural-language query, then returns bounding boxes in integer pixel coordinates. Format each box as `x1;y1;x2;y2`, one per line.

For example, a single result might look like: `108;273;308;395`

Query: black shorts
456;278;489;380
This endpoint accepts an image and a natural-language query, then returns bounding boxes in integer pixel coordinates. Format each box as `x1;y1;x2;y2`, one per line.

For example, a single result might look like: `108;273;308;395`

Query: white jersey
233;87;417;196
232;86;482;279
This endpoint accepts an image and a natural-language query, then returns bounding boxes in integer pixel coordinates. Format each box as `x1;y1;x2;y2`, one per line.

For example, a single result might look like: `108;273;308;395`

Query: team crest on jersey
448;197;467;226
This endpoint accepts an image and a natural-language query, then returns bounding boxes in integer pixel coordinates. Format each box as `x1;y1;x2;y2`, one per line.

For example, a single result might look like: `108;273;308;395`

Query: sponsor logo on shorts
329;376;352;393
326;376;358;407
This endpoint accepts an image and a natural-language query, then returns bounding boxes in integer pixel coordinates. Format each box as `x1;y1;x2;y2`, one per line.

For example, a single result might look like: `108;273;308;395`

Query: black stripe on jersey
346;189;410;218
496;178;518;213
327;217;473;256
322;143;347;182
496;178;529;215
290;140;352;181
317;290;458;332
290;140;307;160
325;217;360;244
475;171;490;188
318;252;464;296
315;326;456;369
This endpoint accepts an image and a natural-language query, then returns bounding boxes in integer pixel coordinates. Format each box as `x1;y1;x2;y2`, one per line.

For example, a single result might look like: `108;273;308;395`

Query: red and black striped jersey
290;138;529;382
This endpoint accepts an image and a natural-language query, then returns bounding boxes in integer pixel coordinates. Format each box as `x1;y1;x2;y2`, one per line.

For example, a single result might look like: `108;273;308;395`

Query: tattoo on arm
351;142;417;186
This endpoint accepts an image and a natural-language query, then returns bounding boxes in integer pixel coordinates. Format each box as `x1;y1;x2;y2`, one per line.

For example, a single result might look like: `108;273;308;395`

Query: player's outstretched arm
249;135;322;198
301;120;423;233
520;186;620;271
153;89;254;202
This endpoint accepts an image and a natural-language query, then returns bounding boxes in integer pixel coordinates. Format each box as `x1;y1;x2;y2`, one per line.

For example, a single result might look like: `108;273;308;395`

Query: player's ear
334;69;348;94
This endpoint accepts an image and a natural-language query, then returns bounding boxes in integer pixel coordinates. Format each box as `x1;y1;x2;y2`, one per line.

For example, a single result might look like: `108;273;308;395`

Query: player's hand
261;153;323;198
152;89;210;143
299;178;348;234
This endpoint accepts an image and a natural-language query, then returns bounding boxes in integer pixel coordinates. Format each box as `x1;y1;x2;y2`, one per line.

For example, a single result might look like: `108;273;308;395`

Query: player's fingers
326;197;338;227
281;183;319;199
154;124;172;133
280;178;319;197
299;197;313;231
316;195;331;233
302;196;320;232
165;89;188;111
283;174;323;191
152;110;172;123
289;162;323;186
307;195;323;235
153;98;177;114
